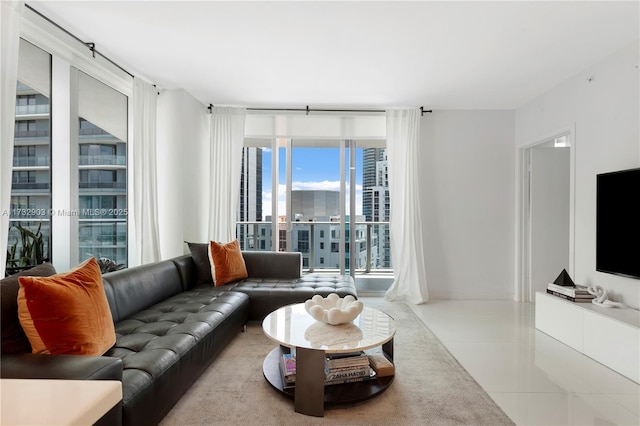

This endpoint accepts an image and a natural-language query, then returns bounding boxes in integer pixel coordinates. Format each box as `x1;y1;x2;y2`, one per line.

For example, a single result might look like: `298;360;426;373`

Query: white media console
535;291;640;384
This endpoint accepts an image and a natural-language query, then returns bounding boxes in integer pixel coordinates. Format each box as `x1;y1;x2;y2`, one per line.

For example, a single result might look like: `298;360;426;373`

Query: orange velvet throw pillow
208;240;248;286
17;257;116;355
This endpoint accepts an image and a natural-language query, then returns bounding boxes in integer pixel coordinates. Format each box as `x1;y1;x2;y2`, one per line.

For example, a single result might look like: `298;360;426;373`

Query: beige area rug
160;299;514;426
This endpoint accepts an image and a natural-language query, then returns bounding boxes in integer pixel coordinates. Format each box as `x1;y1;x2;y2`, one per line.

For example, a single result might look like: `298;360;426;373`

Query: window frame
238;132;391;276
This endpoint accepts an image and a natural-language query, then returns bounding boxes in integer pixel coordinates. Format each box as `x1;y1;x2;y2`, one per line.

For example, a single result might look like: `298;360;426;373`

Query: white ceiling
29;1;640;110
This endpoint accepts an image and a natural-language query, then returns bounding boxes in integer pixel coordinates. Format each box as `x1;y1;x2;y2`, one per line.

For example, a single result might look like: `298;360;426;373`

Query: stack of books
280;352;296;387
324;352;374;386
546;283;595;303
280;351;393;388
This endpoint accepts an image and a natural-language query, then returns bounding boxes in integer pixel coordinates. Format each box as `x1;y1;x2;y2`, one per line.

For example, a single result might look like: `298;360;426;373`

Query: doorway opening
519;131;575;302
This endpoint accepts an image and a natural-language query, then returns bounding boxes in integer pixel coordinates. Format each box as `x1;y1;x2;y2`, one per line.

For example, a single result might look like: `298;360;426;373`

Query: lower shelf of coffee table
262;346;394;405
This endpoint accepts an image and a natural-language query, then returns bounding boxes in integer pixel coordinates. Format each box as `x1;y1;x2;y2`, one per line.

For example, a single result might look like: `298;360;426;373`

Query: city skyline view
237;144;391;270
260;146;365;219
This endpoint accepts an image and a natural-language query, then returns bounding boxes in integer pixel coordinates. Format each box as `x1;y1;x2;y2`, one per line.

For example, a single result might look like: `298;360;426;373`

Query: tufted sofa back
242;251;302;279
102;260;184;323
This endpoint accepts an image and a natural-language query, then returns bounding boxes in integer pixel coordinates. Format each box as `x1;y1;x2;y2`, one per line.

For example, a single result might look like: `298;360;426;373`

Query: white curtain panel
1;1;24;278
385;108;429;304
132;77;161;264
208;107;246;242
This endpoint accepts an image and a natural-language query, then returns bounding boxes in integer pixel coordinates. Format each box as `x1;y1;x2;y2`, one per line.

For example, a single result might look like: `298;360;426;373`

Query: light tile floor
361;298;640;426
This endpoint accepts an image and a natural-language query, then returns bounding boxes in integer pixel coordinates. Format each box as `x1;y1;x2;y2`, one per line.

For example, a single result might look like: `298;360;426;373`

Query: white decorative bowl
304;293;364;325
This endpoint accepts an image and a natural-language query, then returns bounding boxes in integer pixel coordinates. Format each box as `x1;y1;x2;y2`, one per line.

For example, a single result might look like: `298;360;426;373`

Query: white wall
420;110;516;299
516;41;640;310
156;89;208;259
155;104;518;301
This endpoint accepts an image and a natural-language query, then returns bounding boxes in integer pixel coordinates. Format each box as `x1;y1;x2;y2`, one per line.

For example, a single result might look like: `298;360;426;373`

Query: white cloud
292;180;339;191
291;180;363;192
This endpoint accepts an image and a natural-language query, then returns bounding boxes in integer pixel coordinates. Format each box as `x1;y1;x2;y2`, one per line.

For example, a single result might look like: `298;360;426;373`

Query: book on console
547;283;591;297
546;289;594;303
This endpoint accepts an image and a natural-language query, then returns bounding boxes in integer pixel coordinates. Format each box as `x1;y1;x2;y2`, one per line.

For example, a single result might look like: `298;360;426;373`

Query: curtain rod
25;4;134;79
208;104;433;116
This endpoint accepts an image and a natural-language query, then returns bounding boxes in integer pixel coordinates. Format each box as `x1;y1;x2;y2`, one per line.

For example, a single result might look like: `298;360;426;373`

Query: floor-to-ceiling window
236;133;392;278
6;14;132;272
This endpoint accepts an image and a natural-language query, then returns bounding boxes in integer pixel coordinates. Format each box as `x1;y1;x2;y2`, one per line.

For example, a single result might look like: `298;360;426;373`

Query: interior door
529;147;570;300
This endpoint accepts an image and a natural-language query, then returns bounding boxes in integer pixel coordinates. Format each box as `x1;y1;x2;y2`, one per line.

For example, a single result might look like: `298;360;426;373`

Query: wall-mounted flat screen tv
596;167;640;280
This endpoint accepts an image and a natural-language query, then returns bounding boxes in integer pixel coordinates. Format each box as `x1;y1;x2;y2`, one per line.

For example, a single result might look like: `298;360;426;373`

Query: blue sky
261;147;364;218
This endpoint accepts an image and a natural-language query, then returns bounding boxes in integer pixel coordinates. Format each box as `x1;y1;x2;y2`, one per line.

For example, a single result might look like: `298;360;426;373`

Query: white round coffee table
262;303;396;417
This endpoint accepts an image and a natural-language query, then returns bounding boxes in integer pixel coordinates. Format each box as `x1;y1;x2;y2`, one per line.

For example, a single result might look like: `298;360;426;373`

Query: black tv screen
596;167;640;279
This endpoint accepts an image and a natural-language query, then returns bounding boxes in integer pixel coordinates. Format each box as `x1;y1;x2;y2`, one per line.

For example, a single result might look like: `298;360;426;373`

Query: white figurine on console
587;285;626;308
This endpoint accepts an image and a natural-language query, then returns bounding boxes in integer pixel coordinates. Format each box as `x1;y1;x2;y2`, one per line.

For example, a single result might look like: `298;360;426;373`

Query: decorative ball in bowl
304;293;364;325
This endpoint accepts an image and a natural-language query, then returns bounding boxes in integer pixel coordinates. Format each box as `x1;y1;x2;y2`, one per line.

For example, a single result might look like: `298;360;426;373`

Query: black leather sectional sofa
1;251;357;426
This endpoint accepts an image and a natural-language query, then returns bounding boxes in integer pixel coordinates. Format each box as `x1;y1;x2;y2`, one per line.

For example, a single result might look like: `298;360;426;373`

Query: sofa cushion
186;242;214;286
242;251;302;279
170;255;198;291
17;258;116;355
1;263;57;354
208;240;248;286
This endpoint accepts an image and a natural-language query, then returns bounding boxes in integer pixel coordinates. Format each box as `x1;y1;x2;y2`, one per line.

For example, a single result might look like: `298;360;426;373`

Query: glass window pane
360;144;391;270
77;71;127;266
236;141;271;251
290;140;341;271
7;39;51;273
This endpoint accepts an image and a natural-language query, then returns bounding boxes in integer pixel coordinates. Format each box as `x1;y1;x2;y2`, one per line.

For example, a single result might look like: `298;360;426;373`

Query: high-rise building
291;190;339;219
290;190;339;267
237;147;264;250
362;148;385;221
77;118;128;265
9;39;53;271
9;80;52;268
8;40;129;271
238;147;263;222
289;190;367;271
362;148;391;268
75;70;129;266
